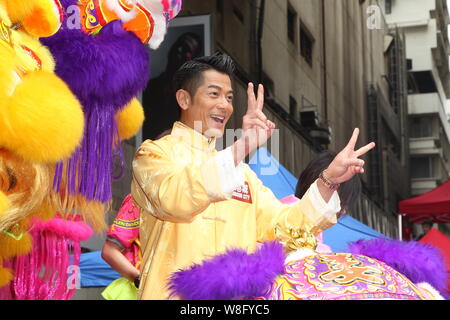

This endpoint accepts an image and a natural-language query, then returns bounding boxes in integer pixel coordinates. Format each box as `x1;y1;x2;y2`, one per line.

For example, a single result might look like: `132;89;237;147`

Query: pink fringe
0;217;93;300
31;216;93;242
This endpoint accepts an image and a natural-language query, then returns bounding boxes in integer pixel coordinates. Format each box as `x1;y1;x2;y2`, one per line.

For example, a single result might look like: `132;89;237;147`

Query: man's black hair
295;151;362;215
173;52;236;97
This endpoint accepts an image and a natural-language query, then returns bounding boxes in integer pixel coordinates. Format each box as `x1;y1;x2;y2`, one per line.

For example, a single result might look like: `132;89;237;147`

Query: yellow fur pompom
0;227;32;260
5;0;63;37
0;71;84;163
0;265;13;288
0;52;17;101
0;192;10;218
115;98;145;141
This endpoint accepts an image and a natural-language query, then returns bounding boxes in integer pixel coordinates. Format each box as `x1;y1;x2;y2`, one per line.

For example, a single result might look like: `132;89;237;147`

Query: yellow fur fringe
0;192;10;217
0;225;32;259
0;151;52;232
4;0;62;37
0;262;13;288
49;192;109;233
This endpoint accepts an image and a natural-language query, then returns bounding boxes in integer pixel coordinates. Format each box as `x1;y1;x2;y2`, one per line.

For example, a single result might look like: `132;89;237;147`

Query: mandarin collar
171;122;217;152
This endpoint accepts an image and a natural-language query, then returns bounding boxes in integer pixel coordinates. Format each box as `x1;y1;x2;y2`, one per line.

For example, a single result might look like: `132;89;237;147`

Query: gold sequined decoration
275;224;318;252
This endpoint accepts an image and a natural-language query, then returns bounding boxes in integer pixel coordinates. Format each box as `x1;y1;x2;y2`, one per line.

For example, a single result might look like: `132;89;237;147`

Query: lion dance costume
0;0;181;299
0;0;84;290
42;0;182;231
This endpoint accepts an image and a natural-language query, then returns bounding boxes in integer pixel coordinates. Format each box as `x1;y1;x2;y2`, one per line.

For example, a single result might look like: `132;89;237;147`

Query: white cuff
308;180;341;219
416;283;445;300
215;147;246;196
285;248;317;264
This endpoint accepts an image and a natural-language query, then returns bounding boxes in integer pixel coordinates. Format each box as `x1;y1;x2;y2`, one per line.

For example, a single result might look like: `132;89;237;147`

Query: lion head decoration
0;0;84;287
40;0;182;232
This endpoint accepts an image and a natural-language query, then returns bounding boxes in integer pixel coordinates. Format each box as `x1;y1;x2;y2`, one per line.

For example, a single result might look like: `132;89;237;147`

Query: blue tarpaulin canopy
80;147;386;286
247;148;297;200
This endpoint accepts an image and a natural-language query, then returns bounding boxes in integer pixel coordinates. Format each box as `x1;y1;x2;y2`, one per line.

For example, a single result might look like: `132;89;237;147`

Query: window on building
217;0;224;15
289;95;298;121
385;37;401;114
232;5;244;24
382;120;401;159
408;71;438;94
262;72;275;99
410;156;435;179
287;5;296;44
385;0;392;14
300;23;314;66
410;117;433;138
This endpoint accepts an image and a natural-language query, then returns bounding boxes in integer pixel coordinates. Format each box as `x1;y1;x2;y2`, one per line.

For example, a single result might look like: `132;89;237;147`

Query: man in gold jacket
132;53;375;299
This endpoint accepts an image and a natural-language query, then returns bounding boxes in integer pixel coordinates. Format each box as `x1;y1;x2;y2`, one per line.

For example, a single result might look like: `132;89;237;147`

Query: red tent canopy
419;228;450;292
398;179;450;223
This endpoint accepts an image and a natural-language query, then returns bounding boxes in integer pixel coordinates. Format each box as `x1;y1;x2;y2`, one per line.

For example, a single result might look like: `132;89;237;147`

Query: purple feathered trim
168;242;286;300
349;238;448;297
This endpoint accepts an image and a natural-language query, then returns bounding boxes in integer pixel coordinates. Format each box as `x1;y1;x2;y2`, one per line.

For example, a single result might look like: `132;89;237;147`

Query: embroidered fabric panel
261;253;425;300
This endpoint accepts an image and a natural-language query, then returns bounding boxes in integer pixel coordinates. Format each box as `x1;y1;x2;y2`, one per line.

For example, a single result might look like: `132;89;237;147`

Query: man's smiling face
180;69;234;138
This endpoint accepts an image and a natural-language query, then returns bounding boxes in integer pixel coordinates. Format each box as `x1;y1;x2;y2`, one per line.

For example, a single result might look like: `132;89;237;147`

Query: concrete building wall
386;0;436;26
386;0;449;97
386;0;450;236
257;0;387;176
406;23;438;71
387;0;450;194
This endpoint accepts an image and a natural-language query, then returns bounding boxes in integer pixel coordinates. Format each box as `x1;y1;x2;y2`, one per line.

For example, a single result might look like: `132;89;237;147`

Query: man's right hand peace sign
232;83;276;165
242;83;275;132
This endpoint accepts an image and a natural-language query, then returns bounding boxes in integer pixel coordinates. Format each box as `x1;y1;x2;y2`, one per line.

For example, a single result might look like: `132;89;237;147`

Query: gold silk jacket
131;122;341;299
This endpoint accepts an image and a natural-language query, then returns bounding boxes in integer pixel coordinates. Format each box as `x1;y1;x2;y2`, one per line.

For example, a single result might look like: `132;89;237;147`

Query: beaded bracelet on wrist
319;170;340;191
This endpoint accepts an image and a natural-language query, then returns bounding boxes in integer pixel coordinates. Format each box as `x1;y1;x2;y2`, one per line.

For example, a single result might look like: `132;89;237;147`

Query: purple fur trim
42;0;149;203
349;238;448;295
168;242;286;300
79;107;117;201
53;107;120;202
41;5;149;110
